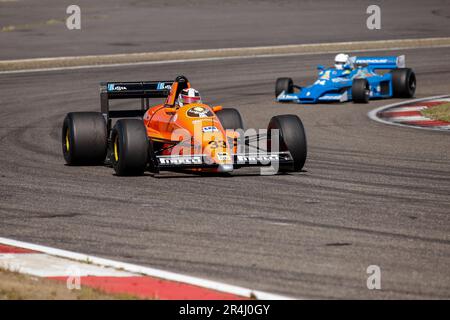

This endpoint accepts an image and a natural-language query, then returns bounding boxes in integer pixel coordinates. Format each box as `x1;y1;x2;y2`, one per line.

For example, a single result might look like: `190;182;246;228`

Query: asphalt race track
0;46;449;299
1;0;450;59
1;0;450;299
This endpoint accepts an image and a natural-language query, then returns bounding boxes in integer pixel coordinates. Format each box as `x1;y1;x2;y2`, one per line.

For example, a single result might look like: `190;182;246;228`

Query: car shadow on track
151;170;308;179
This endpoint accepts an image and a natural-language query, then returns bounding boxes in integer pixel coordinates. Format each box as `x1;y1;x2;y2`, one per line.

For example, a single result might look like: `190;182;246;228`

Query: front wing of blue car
276;90;350;104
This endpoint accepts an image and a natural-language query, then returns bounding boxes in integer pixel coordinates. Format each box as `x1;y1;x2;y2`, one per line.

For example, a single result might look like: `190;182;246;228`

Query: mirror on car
212;106;223;112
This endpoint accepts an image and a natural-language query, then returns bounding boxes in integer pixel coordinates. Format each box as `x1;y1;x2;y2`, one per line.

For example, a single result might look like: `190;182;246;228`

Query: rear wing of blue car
352;55;405;70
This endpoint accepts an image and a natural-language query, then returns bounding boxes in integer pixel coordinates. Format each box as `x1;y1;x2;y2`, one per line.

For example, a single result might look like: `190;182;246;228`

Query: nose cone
299;83;331;102
203;139;233;165
174;105;234;168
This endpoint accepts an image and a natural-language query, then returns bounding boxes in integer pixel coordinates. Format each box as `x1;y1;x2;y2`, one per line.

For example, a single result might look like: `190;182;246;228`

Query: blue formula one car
275;55;416;104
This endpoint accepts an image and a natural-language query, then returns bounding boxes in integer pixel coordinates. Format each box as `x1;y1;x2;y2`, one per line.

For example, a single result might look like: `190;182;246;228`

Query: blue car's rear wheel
352;78;370;103
391;68;416;98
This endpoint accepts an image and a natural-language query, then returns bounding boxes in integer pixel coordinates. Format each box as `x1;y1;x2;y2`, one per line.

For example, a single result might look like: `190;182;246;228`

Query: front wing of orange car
152;152;294;172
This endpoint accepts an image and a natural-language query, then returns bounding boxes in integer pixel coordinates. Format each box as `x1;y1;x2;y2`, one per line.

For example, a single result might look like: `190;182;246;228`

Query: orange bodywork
142;82;238;170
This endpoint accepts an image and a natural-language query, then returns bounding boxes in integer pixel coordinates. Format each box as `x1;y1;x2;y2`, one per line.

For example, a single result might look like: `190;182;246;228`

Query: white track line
381;106;427;112
387;115;430;122
0;237;294;300
429;98;450;102
0;253;136;277
1;44;450;75
367;95;450;132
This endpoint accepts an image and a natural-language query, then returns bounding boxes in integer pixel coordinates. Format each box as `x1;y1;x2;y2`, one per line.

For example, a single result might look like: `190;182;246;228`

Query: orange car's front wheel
268;114;307;173
111;119;149;176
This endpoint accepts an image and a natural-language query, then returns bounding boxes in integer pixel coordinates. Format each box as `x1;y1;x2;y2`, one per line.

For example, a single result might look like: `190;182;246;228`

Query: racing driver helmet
334;53;350;70
178;88;202;107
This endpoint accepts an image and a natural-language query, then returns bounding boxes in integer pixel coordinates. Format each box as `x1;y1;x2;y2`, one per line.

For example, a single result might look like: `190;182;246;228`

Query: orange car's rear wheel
113;134;120;162
111;119;149;176
215;108;244;131
62;112;107;165
65;127;70;153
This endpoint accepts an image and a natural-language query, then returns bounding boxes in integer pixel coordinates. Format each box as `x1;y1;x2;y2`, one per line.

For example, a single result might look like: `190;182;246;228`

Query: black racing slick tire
62;112;108;165
391;68;416;98
352;78;370;103
111;119;149;176
215;108;244;130
275;77;294;98
268;114;307;173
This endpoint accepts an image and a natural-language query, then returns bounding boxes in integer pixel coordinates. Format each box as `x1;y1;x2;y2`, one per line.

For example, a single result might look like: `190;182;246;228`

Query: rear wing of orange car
100;81;172;120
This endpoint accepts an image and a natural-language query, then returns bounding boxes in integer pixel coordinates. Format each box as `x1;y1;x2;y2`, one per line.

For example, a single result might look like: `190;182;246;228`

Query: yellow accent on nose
114;136;119;162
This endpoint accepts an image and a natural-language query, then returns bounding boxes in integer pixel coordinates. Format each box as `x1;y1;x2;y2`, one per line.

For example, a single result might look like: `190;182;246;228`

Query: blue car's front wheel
275;77;294;98
352;78;370;103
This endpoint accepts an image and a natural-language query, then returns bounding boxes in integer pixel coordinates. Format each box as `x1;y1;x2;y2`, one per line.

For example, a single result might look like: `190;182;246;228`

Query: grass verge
0;268;140;300
421;103;450;122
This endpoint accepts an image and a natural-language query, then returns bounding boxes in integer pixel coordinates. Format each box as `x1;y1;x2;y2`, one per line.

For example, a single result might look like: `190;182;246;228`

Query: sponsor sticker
332;77;350;83
187;106;213;118
357;58;388;64
217;152;230;161
278;93;298;100
107;84;127;91
320;70;331;80
157;82;172;90
236;154;280;164
319;94;342;100
314;80;326;86
202;126;219;133
158;156;202;165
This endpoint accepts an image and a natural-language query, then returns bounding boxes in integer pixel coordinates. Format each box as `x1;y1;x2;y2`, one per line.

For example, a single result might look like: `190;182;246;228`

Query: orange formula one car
62;76;307;176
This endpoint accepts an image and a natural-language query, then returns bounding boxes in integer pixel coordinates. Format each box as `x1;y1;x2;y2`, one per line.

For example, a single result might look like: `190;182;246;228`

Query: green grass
421;102;450;122
0;268;142;300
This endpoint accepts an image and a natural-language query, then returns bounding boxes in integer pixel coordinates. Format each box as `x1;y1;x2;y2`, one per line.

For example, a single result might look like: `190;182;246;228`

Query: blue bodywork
276;55;406;104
